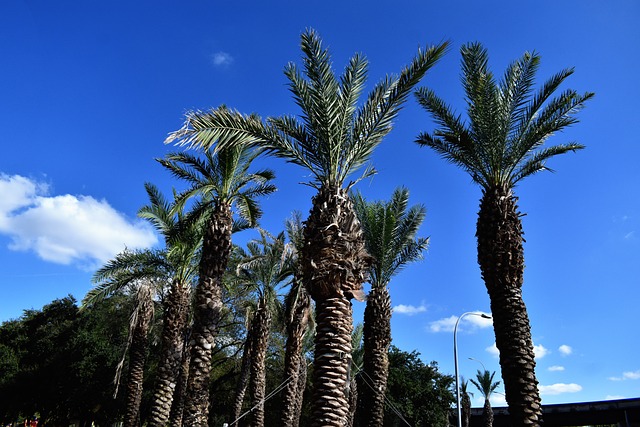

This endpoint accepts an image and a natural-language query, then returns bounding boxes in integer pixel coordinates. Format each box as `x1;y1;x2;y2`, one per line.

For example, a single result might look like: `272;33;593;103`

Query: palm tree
233;229;293;427
460;377;472;427
158;146;276;426
138;183;201;427
470;370;500;427
166;29;448;426
414;42;593;425
352;188;428;427
84;249;167;427
280;213;313;427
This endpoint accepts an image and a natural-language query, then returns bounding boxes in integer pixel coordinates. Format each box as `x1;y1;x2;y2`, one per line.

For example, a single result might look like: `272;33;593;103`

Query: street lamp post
454;312;492;427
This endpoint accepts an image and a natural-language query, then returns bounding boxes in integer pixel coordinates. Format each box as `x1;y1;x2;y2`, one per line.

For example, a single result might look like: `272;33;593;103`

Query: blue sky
1;0;639;407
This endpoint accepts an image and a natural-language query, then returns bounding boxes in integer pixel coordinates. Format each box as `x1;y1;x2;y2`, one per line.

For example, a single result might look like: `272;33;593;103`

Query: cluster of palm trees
84;29;592;427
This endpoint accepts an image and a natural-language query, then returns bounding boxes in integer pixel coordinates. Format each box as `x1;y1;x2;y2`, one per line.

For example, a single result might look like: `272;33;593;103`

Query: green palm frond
167;29;448;190
470;369;501;399
353;187;429;288
416;42;593;190
84;249;169;308
158;144;276;232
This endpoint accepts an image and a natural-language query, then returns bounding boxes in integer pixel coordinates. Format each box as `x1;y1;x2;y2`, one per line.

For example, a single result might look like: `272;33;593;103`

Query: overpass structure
469;397;640;426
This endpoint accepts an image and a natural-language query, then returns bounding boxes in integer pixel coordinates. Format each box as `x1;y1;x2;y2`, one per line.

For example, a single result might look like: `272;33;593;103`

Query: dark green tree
166;29;448;426
382;346;455;427
415;42;593;425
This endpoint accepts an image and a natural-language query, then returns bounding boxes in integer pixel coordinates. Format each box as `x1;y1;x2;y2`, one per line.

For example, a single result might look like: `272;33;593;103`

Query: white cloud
624;231;635;240
539;383;582;395
486;343;499;357
393;303;427;316
534;344;550;359
609;370;640;381
429;316;457;333
485;342;549;359
490;393;507;407
428;312;492;333
548;365;565;372
558;345;573;356
212;51;234;67
0;174;157;269
606;395;626;400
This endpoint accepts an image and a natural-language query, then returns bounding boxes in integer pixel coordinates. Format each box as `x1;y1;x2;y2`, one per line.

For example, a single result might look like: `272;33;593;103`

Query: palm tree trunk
123;284;154;427
247;301;271;427
301;185;372;427
280;283;311;427
168;329;191;427
476;186;542;426
345;375;358;427
183;205;233;427
310;296;354;426
361;284;392;427
462;393;471;427
230;328;254;425
483;398;494;427
292;356;308;427
147;280;191;427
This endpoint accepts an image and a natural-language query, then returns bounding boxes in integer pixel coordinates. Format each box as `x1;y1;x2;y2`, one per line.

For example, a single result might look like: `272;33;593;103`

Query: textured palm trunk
292;356;308;427
301;185;372;427
147;279;191;427
230;328;254;425
483;398;494;427
361;284;392;427
345;375;358;427
280;282;311;427
476;186;542;426
462;392;471;427
183;205;233;427
168;330;191;427
247;299;271;427
123;284;154;427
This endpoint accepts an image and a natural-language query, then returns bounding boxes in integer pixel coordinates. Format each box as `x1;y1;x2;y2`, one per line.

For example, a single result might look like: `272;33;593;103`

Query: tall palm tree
166;30;448;426
158;146;276;426
470;370;500;427
352;188;428;427
280;213;313;427
84;249;167;427
138;183;201;427
233;229;293;427
415;42;593;426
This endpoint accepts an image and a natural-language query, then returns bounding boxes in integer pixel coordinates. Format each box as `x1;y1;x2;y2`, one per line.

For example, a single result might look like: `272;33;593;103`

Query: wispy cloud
539;383;582;395
393;303;427;316
211;51;234;67
624;231;635;240
534;344;550;359
548;365;565;372
558;344;573;356
0;173;157;269
609;370;640;381
428;311;492;333
486;343;499;357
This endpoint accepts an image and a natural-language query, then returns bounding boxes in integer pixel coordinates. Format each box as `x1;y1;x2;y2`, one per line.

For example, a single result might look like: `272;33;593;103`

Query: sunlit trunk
477;186;541;426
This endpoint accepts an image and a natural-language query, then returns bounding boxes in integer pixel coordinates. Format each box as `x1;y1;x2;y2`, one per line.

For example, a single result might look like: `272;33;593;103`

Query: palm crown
352;187;429;287
158;146;276;230
415;42;594;190
166;29;448;189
